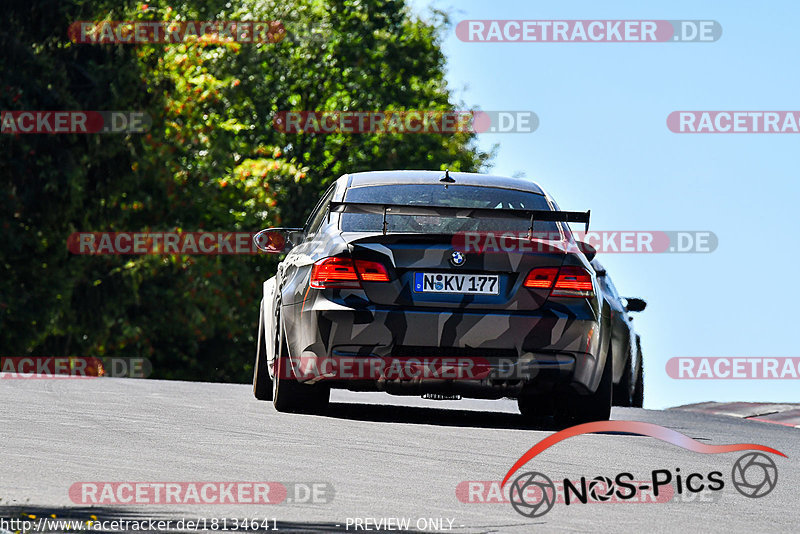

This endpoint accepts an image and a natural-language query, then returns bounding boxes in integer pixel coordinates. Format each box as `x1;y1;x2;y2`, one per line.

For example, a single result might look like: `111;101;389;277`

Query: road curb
671;402;800;429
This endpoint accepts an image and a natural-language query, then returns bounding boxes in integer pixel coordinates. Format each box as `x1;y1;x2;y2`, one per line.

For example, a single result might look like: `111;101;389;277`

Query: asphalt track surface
1;378;798;533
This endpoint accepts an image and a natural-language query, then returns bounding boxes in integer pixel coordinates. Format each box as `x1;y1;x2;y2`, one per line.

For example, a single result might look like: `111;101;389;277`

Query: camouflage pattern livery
256;171;632;415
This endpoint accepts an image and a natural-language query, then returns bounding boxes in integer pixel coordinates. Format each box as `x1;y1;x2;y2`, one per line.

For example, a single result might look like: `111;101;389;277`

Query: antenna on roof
440;169;455;183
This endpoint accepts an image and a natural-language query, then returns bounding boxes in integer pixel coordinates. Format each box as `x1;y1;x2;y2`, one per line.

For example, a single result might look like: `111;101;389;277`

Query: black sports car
252;170;643;423
592;259;646;408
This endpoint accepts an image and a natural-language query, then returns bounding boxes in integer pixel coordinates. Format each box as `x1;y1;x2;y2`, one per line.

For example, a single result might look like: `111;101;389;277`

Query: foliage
0;0;491;382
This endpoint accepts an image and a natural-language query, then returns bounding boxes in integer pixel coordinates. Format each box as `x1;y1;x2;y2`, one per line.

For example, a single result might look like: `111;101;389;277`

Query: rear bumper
282;296;604;397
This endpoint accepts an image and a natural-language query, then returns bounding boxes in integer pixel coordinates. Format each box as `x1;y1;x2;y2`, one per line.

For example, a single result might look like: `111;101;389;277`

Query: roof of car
343;170;545;195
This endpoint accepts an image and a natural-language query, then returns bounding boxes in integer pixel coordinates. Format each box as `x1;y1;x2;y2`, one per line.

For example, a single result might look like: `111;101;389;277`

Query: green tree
0;0;492;382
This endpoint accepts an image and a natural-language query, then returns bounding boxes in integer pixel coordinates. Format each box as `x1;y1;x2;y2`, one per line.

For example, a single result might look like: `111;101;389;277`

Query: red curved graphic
501;420;787;486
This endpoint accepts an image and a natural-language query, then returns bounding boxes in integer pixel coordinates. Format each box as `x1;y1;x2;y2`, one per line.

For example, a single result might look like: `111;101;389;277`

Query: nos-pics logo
502;421;785;518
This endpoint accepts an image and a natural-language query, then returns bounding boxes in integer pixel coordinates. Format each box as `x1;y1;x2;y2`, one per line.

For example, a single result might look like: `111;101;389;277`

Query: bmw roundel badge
450;251;466;266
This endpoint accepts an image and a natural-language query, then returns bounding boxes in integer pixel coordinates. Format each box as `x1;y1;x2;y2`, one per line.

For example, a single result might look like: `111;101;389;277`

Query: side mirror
624;297;647;313
576;241;597;262
253;227;303;253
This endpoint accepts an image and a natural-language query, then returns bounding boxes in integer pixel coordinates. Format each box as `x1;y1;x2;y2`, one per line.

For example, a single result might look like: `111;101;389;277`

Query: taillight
523;267;558;288
524;265;594;297
552;266;594;297
310;257;390;289
354;260;390;282
310;257;359;289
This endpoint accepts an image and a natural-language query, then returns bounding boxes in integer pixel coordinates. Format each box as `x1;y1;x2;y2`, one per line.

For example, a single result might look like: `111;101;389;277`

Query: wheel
518;392;556;427
272;312;330;414
612;349;633;407
631;339;644;408
556;346;613;425
253;300;273;401
517;391;555;422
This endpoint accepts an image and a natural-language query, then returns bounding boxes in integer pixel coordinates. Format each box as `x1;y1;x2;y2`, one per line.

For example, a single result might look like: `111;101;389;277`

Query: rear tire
253;301;273;401
632;343;644;408
613;350;634;407
556;347;613;425
272;313;330;414
517;392;555;423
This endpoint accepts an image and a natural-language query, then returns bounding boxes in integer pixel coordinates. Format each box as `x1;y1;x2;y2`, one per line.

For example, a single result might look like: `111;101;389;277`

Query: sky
407;0;800;409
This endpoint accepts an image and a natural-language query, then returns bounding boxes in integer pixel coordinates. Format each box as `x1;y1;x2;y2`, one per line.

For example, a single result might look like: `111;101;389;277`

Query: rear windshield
341;184;562;236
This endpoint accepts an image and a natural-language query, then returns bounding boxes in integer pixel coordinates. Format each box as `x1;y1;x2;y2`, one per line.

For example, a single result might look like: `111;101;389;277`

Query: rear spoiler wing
330;202;590;236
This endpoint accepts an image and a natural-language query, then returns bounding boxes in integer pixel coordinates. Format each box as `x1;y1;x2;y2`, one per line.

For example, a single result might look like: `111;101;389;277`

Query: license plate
413;272;499;295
